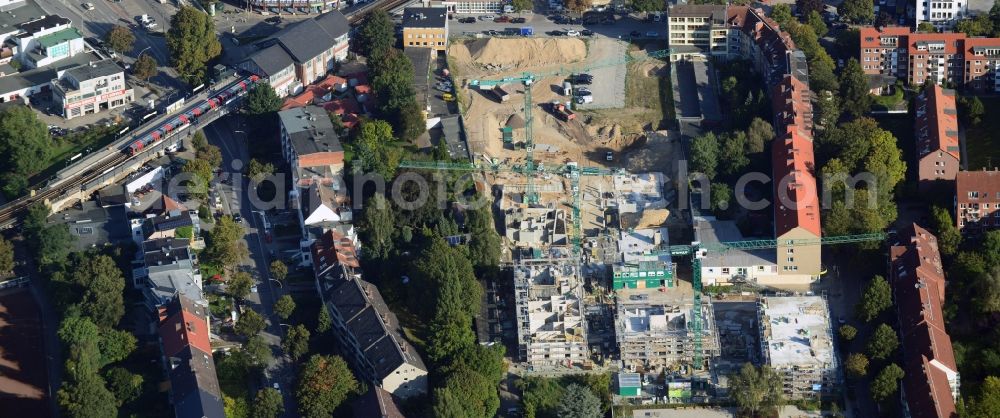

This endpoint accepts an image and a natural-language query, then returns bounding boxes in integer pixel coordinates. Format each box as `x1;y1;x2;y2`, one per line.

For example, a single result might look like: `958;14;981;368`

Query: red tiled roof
158;296;212;358
772;75;813;134
162;194;187;213
902;355;959;418
311;228;360;276
955;170;1000;204
915;85;959;161
771;128;821;238
859;26;911;49
906;32;966;56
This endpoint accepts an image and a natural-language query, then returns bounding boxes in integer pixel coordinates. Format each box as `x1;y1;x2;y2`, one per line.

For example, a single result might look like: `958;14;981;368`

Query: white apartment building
514;264;588;368
435;0;506;14
10;15;85;69
52;60;133;119
667;4;730;61
916;0;967;30
693;216;778;286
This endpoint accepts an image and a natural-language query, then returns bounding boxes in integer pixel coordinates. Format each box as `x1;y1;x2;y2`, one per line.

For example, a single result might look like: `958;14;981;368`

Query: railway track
346;0;413;24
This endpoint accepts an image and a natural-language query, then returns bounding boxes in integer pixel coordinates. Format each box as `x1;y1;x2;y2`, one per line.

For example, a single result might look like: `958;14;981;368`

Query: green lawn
27;125;119;185
965;97;1000;170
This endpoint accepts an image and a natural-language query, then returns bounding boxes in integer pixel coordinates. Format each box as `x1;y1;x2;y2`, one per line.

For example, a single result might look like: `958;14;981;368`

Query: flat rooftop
693;216;776;268
759;296;836;369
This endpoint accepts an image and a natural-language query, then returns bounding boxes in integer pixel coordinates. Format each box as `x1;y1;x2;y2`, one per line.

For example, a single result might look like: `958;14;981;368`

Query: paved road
449;12;666;39
205;116;298;417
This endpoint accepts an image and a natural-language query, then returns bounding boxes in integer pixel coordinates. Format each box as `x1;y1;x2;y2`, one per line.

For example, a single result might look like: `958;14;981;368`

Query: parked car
576;94;593;104
581;29;594;36
574;87;592;96
629;30;641;37
573;73;593;84
265;16;281;23
645;31;659;37
565;29;580;36
459;17;476;23
511;17;526;24
479;15;495;21
606;151;613;161
81;2;95;11
493;15;510;23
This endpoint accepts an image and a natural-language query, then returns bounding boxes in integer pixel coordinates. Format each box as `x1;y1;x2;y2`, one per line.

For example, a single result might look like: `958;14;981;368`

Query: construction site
615;287;720;374
757;295;839;400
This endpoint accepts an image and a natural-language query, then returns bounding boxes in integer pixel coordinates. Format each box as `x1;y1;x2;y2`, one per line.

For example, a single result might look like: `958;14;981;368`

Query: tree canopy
866;323;900;360
295;355;359;418
355;120;402;179
870;363;905;402
207;216;248;269
23;204;73;268
357;10;394;59
0;236;14;273
841;0;875;23
283;324;310;361
857;275;892;322
729;363;784;416
274;294;296;320
105;26;135;54
245;84;282;115
839;58;871;117
133;53;159;82
252;388;285;418
416;237;481;363
166;6;222;84
227;271;255;300
235;309;266;337
556;384;602;418
965;375;1000;418
690;132;719;180
0;105;52;196
845;353;869;378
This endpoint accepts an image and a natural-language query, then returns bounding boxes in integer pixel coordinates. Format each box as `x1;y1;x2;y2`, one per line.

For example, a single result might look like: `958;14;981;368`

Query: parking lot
448;11;666;40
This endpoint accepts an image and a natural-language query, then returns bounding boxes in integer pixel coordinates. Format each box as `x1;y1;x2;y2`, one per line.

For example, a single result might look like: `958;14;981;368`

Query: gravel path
576;36;627;110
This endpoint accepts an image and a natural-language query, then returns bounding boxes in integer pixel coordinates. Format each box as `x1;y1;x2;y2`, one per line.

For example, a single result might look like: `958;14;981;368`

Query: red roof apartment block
157;295;224;418
312;227;361;278
954;169;1000;234
889;224;959;418
772;75;814;135
860;26;1000;93
771;129;821;239
914;85;960;193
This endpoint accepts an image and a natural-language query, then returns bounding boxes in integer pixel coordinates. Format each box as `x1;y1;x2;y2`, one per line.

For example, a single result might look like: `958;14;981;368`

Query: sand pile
462;38;587;69
588;124;641;150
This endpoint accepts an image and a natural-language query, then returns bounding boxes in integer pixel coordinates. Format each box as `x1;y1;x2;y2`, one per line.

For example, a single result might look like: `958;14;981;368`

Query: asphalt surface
448;11;666;39
39;0;183;91
205;116;297;416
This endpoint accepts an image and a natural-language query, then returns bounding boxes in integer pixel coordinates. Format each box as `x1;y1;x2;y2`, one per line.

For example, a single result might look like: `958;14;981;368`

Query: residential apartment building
137;238;204;311
915;0;967;30
954;169;1000;234
402;7;448;52
693;216;777;286
317;265;429;398
246;0;338;12
757;296;838;400
771;127;822;284
860;27;1000;93
10;15;85;69
278;105;349;266
513;264;588;368
889;224;960;418
914;85;961;193
240;11;350;97
612;228;673;289
434;0;506;14
667;5;730;60
52;59;133;119
615;290;720;372
157;295;224;418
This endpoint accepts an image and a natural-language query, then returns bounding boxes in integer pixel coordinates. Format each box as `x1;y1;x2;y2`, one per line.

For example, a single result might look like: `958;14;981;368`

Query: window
787;257;795;262
787;248;794;254
722;268;730;274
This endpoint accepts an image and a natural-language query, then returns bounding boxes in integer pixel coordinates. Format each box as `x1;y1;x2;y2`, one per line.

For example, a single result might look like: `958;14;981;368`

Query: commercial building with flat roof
52;59;133;120
402;7;448;52
693;216;776;286
757;296;838;400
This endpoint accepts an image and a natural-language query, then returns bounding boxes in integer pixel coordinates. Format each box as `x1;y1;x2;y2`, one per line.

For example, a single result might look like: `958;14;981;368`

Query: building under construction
513;263;588;368
757;296;839;399
615;290;720;373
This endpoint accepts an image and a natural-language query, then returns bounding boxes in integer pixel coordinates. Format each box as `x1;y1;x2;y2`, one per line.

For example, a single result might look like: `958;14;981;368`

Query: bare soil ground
0;288;49;418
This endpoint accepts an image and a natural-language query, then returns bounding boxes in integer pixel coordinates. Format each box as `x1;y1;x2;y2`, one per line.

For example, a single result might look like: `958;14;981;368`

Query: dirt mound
588;124;641;151
461;38;587;69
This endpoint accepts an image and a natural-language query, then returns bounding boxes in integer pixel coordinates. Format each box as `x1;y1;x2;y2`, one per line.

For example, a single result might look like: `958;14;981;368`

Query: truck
520;27;533;36
551;101;575;121
491;85;510;103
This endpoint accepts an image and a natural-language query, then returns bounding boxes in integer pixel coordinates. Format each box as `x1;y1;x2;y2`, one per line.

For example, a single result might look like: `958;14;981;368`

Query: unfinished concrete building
504;207;568;247
757;296;838;399
615;291;720;372
513;264;588;368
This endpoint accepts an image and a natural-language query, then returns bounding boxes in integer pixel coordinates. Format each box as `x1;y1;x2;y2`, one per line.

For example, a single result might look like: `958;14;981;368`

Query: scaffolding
513;263;588;368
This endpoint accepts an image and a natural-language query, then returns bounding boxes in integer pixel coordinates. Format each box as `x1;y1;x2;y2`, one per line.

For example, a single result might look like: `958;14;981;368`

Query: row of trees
166;6;222;85
356;11;425;143
518;374;611;418
0;106;56;198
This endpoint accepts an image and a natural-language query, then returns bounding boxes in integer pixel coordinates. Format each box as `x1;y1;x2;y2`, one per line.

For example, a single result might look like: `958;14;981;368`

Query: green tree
917;22;938;33
840;58;871;117
196;144;223;169
956;14;995;37
24;204;73;268
207;216;248;269
690;132;719;180
557;384;602;418
814;91;841;130
770;4;793;26
983;230;1000;266
746;117;773;154
437;366;500;418
845;353;869;378
181;158;213;198
959;95;986;126
870;363;904;402
296;355;359;418
729;363;784;416
710;183;733;218
841;0;875;23
808;52;840;93
631;0;664;11
796;0;825;17
357;10;395;59
166;6;222;84
467;202;502;269
274;295;296;320
720;132;749;176
965;375;1000;418
361;194;395;260
415;237;481;363
58;372;118;418
227;271;255;300
105;25;135;54
839;324;858;341
931;206;961;256
103;367;143;406
0;105;52;177
317;306;332;333
0;236;14;273
252;388;285;418
192;130;209;150
73;255;127;328
58;315;102;377
807;11;828;37
235;309;266;337
512;0;534;11
132;53;158;82
245;84;282;115
866;323;899;360
857;275;892;322
972;267;1000;314
432;387;466;418
283;324;311;361
269;260;288;282
356;120;402;180
98;328;137;367
247;159;275;183
244;335;272;368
